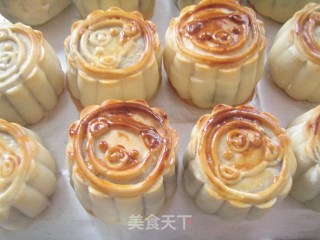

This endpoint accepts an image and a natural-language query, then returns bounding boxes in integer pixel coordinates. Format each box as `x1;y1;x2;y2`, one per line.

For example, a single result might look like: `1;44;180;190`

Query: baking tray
1;1;320;239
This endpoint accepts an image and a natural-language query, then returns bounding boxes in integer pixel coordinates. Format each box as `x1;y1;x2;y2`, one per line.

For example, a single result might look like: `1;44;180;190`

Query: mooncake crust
0;23;64;125
66;100;178;223
287;105;320;211
0;118;57;230
184;104;296;220
65;8;162;109
269;3;320;102
164;0;266;108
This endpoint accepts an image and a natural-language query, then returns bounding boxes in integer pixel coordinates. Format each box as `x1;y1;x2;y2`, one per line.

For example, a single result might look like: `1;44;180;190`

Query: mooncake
66;100;178;223
65;8;162;109
184;104;296;220
164;0;266;108
0;118;57;230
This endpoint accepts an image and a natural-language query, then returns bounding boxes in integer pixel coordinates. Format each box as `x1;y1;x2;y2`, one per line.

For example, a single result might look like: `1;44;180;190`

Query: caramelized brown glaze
175;0;266;66
67;100;178;197
198;105;292;204
295;4;320;62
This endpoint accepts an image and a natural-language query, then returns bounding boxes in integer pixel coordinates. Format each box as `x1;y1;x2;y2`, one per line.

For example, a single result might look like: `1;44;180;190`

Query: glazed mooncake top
67;100;178;197
191;104;295;204
172;0;266;66
65;8;160;78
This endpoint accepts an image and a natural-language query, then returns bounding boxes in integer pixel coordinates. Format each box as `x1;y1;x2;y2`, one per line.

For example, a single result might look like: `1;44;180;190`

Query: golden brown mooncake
66;100;178;223
65;8;162;109
184;104;296;220
164;0;266;108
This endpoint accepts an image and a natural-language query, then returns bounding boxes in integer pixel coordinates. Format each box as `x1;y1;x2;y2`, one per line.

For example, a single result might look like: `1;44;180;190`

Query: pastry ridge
75;0;155;19
269;3;320;102
287;105;320;211
67;100;178;223
0;23;64;125
184;104;296;220
164;0;266;108
0;118;57;230
65;8;162;108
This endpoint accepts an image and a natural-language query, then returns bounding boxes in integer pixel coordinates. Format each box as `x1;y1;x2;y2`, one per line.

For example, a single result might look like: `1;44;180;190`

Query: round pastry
75;0;155;19
176;0;201;10
248;0;320;23
65;8;162;109
0;23;65;125
184;104;296;220
66;100;178;223
287;105;320;211
0;118;57;230
269;3;320;102
164;0;266;108
0;0;72;26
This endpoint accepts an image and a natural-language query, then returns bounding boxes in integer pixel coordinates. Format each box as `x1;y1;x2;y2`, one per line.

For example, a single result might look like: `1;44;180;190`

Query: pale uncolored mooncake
0;118;57;230
0;0;72;26
269;3;320;102
65;9;162;109
164;0;266;108
66;100;178;223
287;106;320;211
249;0;320;23
0;23;64;125
75;0;155;19
176;0;201;10
184;104;296;220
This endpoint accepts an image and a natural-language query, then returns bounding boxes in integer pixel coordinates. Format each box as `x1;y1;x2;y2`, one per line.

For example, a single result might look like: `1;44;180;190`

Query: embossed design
0;24;42;91
68;100;178;197
176;1;265;65
0;144;19;179
296;4;320;61
84;22;141;68
0;28;21;82
198;105;291;203
183;13;247;50
217;127;282;185
0;119;34;195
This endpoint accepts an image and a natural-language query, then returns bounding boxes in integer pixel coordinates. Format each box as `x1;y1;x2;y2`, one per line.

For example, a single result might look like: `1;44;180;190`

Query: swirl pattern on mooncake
287;105;320;211
269;3;320;102
65;8;162;109
66;100;178;223
75;0;155;19
0;119;57;230
0;23;64;125
184;105;296;220
164;0;266;108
